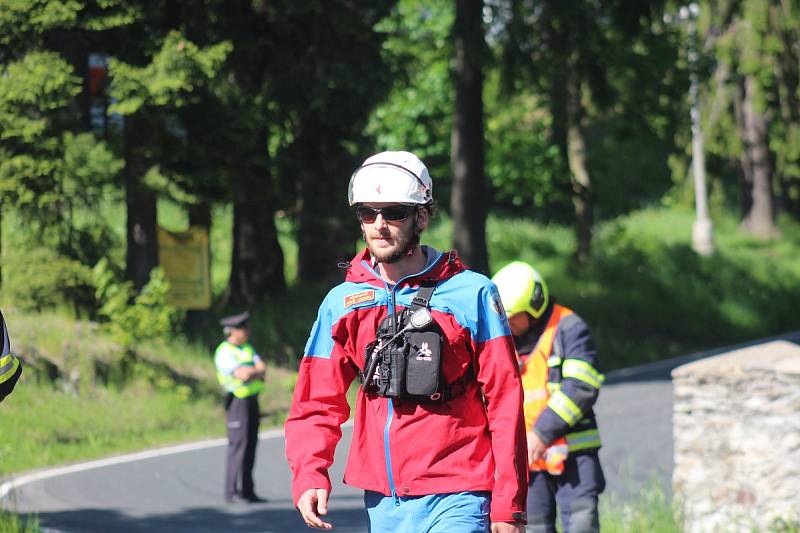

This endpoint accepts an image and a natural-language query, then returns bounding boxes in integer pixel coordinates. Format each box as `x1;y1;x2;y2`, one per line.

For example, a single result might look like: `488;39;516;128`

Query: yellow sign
157;226;211;310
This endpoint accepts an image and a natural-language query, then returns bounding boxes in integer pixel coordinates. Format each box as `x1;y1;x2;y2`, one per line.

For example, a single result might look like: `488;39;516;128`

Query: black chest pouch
361;285;453;403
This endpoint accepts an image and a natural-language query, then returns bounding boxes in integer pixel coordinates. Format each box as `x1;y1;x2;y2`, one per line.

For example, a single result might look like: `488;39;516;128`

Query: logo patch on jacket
415;342;433;361
344;289;376;308
489;291;510;327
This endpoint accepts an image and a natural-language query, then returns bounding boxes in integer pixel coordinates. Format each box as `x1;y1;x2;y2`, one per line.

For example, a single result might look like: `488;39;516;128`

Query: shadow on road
33;503;368;533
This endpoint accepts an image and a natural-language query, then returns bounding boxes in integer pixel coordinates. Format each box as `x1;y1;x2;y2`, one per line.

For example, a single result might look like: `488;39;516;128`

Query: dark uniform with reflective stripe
0;310;21;403
515;302;605;533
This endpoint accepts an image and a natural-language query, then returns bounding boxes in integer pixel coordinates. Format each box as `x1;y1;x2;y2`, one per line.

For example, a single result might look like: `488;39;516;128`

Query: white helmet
348;151;433;206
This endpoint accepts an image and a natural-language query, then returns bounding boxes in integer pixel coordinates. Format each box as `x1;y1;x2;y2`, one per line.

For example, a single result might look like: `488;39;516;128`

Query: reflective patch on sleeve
562;359;604;389
0;356;19;384
548;390;582;426
547;355;562;367
566;429;602;451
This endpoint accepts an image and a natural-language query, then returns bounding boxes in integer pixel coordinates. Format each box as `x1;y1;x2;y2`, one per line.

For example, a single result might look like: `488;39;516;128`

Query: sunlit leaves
108;31;233;115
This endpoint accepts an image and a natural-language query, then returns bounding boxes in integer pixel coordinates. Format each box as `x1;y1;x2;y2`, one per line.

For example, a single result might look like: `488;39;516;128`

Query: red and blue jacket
285;247;528;523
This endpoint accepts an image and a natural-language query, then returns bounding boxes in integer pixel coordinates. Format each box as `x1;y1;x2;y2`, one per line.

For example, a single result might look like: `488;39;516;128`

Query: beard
365;223;420;264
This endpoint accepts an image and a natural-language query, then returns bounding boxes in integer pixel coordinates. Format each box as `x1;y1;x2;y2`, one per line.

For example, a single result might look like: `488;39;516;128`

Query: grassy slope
2;310;296;476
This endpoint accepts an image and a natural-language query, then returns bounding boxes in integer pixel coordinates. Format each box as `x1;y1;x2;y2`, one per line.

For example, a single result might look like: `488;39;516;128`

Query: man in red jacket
285;151;528;532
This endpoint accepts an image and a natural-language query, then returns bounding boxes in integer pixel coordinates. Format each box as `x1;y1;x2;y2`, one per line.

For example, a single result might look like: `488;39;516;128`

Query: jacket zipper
362;250;444;506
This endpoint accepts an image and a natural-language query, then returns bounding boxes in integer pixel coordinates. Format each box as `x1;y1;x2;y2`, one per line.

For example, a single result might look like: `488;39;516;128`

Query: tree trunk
124;114;159;291
450;0;489;274
739;75;780;238
293;121;359;284
225;128;285;307
565;49;593;263
188;202;212;229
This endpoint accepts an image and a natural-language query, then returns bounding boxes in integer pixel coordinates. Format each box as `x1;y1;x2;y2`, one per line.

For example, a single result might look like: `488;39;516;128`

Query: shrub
93;259;184;347
2;247;93;312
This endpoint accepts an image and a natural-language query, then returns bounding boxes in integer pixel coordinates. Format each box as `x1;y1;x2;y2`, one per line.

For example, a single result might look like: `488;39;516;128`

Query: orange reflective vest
519;304;571;474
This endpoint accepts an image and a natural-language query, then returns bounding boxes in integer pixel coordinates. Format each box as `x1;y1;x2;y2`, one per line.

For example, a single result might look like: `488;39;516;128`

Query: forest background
1;0;800;492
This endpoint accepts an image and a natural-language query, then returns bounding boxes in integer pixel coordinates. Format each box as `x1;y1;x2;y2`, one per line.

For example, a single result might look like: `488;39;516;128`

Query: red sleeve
284;343;357;505
475;333;529;523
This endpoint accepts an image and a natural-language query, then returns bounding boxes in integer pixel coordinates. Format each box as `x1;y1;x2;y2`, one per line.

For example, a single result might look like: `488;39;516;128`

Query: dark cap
220;311;250;328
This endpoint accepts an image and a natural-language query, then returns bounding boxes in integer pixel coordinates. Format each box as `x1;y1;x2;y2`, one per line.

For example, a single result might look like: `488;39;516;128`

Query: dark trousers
526;450;605;533
224;394;260;499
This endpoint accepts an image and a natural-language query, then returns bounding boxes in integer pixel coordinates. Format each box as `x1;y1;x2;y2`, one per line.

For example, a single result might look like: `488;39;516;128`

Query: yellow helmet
491;261;550;319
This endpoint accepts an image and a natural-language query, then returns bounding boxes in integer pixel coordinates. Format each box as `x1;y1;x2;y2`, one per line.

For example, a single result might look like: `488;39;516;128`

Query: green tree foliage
93;259;183;346
266;0;395;282
485;86;567;213
0;1;126;270
701;0;800;232
493;0;685;226
3;247;93;312
2;0;799;350
0;51;80;221
108;32;232;115
368;0;455;201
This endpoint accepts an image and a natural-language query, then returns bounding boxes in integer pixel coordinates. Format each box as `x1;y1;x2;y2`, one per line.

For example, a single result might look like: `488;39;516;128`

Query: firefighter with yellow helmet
492;261;605;533
0;309;21;403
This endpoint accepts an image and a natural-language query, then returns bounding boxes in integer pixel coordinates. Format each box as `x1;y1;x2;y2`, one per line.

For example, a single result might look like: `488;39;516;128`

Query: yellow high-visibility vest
215;342;265;399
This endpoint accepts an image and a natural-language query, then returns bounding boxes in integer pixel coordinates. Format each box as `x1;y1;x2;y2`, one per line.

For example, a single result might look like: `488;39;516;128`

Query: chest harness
359;283;474;404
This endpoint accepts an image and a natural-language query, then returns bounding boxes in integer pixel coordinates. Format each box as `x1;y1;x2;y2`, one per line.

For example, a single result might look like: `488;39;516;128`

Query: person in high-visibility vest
492;262;605;533
214;311;267;504
0;309;21;403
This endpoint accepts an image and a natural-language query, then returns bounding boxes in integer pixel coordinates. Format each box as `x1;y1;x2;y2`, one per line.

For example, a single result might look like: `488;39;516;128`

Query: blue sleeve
477;282;512;342
304;294;336;359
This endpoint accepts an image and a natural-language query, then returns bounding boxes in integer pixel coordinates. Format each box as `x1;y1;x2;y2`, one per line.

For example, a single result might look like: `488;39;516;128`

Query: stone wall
672;340;800;532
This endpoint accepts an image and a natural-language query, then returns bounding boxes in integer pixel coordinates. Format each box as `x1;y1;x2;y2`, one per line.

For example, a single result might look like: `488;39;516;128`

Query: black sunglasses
356;205;416;223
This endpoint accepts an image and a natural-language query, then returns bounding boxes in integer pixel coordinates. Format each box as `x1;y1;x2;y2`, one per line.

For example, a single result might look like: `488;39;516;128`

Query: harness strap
410;284;436;310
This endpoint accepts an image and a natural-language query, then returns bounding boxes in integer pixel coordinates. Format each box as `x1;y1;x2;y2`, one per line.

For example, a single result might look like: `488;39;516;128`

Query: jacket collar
344;246;465;286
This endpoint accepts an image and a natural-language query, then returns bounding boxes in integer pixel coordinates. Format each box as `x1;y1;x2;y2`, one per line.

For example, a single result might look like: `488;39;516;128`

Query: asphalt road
5;332;799;533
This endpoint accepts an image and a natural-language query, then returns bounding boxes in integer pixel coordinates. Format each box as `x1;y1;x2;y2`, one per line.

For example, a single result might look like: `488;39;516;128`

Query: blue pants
365;490;490;533
526;450;605;533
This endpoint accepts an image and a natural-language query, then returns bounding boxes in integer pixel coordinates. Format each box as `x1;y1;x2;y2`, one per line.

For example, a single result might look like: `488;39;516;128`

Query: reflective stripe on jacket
214;342;265;399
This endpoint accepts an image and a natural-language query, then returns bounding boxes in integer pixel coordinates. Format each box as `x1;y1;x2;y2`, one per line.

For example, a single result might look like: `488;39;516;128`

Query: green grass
0;309;296;477
2;380;220;475
598;480;800;533
601;480;682;532
0;512;40;533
